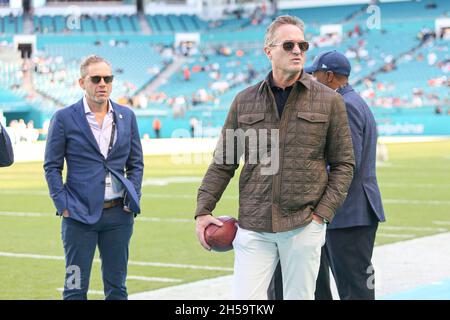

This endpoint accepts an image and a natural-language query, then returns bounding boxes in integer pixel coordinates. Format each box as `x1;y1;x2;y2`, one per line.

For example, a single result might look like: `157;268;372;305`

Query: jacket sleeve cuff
314;203;335;223
194;205;213;219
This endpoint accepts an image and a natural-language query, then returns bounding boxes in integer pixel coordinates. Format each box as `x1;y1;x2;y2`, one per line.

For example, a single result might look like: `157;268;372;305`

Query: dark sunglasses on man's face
272;41;309;52
89;75;114;84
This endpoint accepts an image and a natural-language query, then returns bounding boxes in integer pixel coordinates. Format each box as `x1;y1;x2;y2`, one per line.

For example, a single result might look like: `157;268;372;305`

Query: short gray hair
80;55;111;78
264;15;305;47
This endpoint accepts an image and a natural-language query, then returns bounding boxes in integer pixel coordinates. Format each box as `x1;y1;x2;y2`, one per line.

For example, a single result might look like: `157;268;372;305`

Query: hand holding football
204;216;238;252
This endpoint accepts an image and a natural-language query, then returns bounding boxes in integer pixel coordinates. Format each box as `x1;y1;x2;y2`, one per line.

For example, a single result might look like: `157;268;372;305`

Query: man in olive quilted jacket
194;15;355;300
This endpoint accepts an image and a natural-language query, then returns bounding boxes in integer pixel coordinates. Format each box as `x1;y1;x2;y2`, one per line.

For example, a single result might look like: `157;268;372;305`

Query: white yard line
433;220;450;225
380;226;448;232
142;177;202;186
0;211;48;217
56;288;104;296
376;233;416;238
127;275;182;283
0;211;193;223
0;251;233;271
2;189;449;205
137;217;192;223
380;183;450;188
129;232;450;300
384;199;450;205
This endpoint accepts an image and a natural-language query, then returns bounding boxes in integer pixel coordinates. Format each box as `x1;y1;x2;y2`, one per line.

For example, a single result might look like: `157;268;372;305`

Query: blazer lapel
109;101;123;156
71;99;103;156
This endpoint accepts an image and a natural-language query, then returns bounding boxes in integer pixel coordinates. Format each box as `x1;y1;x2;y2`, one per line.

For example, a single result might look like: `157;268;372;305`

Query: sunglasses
89;75;114;84
271;41;309;52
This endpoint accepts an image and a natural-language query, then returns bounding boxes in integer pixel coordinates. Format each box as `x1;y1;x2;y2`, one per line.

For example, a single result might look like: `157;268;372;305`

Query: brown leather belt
103;198;123;209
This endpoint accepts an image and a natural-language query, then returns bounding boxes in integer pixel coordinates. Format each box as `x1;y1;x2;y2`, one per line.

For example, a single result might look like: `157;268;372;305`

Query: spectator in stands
195;15;354;300
44;55;143;300
137;93;148;109
189;117;199;138
183;67;191;81
153;117;162;138
304;50;385;300
247;63;257;83
25;120;39;143
0;121;14;167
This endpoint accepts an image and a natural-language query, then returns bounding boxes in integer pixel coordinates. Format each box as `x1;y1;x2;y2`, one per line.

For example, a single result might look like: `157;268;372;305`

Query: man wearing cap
307;50;386;300
0;122;14;167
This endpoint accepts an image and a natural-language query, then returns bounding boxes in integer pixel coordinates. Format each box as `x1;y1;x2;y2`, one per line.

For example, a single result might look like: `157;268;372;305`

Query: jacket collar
336;83;354;95
259;70;312;93
82;96;114;115
72;99;124;158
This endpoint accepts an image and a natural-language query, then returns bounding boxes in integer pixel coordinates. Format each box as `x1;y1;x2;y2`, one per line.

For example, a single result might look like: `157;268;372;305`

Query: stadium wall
9;136;450;163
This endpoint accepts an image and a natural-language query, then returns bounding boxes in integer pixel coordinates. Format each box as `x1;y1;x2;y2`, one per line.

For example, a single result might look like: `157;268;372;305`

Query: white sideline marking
57;288;104;296
377;233;416;238
380;226;448;232
127;275;182;283
0;251;233;271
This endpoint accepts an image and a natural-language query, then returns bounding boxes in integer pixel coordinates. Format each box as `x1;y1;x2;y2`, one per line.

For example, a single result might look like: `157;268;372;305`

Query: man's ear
78;77;85;89
264;46;272;60
326;71;334;83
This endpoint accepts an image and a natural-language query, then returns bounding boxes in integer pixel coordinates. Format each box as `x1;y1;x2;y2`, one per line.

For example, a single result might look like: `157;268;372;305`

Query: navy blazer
44;99;144;225
329;84;385;229
0;123;14;167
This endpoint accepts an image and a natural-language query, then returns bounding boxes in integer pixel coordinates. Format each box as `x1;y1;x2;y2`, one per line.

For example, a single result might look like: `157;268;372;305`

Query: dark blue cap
304;50;351;76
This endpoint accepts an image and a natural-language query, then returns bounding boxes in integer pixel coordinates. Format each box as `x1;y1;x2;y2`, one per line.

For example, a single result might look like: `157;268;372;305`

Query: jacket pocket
238;113;265;126
297;112;329;123
296;112;329;146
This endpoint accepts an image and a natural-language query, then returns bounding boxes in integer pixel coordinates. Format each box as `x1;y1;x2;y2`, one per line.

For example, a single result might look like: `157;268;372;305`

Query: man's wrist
313;212;328;224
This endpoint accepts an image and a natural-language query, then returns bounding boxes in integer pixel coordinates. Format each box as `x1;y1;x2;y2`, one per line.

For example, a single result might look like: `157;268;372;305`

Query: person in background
306;50;386;300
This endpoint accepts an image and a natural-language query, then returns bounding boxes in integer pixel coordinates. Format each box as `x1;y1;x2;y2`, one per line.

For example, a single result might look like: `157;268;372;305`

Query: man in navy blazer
0;122;14;167
44;55;144;300
306;50;386;300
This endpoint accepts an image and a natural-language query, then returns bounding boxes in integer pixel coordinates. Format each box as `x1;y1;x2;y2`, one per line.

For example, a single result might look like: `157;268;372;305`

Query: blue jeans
61;205;134;300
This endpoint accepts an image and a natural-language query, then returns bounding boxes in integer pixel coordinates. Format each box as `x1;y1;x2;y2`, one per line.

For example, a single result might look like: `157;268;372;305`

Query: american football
204;216;238;252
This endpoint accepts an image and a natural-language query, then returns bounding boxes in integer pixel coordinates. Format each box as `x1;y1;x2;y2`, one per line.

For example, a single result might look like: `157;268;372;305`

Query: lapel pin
119;114;123;119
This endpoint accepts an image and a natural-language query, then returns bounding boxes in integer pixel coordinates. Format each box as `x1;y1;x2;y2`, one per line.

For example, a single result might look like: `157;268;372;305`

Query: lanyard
107;119;116;156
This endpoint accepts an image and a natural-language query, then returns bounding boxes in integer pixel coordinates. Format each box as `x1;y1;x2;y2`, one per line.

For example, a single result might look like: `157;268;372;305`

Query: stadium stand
0;0;449;138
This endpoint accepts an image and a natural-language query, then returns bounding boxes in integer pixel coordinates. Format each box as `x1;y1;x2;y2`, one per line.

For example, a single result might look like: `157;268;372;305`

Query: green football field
0;139;449;299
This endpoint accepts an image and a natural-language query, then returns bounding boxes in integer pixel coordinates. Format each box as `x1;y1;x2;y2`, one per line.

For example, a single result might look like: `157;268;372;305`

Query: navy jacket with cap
329;84;385;229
